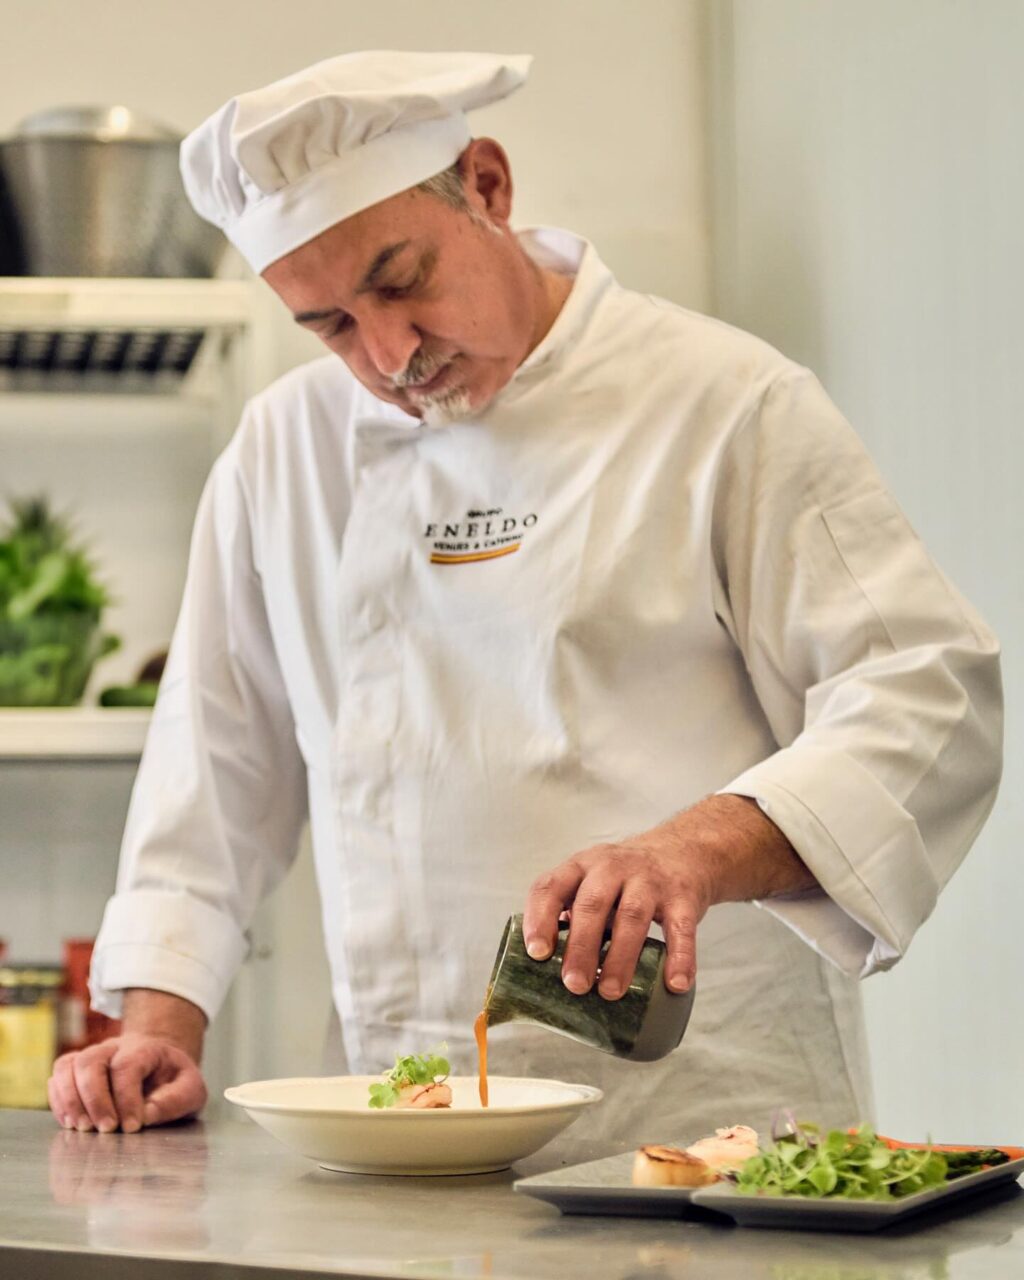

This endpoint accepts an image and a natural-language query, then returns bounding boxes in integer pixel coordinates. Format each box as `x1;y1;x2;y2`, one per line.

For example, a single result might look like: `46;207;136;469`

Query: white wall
0;2;710;1083
710;1;1024;1143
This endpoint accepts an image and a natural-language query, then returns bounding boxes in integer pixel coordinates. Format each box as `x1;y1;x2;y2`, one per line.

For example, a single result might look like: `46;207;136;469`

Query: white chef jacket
92;228;1002;1143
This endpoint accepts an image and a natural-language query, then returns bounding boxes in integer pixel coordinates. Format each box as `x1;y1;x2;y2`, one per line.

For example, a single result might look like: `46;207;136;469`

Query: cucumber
99;682;159;708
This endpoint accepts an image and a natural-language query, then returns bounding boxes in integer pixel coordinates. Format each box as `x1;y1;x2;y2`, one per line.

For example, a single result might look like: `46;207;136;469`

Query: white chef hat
180;50;532;274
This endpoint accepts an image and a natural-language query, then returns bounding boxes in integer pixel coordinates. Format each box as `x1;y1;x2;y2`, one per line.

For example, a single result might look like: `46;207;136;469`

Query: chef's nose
358;309;421;380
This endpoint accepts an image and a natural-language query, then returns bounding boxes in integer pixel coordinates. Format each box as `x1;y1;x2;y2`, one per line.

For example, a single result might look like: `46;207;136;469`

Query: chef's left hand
522;794;815;1000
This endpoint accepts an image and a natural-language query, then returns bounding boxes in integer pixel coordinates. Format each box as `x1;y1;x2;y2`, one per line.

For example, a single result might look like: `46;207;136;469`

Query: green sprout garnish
367;1046;451;1109
733;1122;949;1200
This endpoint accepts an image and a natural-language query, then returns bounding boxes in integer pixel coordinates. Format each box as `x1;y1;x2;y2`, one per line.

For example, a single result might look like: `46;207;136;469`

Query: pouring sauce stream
474;1009;489;1107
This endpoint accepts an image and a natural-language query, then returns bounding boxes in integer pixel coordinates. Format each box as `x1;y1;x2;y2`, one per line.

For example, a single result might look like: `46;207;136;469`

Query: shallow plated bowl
224;1075;603;1176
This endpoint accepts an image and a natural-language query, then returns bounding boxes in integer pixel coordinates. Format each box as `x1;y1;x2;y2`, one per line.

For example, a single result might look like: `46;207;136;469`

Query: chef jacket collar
376;226;610;432
507;227;610;382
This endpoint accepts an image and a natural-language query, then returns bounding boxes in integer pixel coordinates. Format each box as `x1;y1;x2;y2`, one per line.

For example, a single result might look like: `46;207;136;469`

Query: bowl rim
224;1074;603;1118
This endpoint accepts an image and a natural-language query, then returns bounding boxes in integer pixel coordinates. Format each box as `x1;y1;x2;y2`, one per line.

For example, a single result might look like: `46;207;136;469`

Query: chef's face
262;140;544;422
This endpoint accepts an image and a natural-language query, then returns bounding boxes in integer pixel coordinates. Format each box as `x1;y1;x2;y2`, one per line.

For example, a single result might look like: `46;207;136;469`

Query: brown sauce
474;1008;489;1107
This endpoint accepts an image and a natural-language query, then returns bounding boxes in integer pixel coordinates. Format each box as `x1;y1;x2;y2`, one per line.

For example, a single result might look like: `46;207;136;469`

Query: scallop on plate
224;1076;603;1175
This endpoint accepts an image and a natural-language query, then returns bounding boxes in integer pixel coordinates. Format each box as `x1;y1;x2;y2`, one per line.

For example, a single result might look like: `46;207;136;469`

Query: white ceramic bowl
224;1075;602;1176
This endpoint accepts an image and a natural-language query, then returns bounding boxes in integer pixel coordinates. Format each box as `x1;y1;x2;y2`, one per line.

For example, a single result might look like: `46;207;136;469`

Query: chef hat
180;50;532;273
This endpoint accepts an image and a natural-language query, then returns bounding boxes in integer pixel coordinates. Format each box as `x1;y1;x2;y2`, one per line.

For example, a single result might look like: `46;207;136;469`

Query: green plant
0;497;120;706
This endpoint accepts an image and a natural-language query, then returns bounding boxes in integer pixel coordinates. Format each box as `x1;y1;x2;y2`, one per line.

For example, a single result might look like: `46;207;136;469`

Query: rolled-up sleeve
712;369;1003;978
91;424;308;1020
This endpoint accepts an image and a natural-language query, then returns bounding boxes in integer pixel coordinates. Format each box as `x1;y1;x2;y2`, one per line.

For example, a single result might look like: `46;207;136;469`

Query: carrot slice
848;1130;1024;1161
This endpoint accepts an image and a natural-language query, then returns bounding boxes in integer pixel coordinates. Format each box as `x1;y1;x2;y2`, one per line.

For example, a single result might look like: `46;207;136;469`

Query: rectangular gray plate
514;1151;1024;1232
515;1152;728;1222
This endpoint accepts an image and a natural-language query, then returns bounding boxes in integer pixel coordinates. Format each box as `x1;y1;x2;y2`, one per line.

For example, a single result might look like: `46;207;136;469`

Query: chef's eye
324;313;354;339
378;274;421;301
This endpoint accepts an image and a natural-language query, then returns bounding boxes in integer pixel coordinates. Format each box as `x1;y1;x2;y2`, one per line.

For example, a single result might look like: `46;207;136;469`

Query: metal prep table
2;1107;1023;1279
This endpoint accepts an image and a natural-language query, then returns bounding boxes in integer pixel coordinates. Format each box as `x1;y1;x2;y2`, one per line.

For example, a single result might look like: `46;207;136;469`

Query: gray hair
415;160;503;237
416;162;470;210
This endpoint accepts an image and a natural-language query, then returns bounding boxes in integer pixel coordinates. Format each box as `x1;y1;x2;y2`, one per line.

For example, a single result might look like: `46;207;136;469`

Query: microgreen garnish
733;1121;948;1199
367;1046;451;1109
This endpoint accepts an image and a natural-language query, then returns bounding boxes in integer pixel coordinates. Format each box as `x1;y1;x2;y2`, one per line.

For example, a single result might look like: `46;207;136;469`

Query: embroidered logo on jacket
424;508;538;565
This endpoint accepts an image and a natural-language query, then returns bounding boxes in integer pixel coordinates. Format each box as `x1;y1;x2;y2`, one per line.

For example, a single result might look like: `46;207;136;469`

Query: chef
48;52;1001;1141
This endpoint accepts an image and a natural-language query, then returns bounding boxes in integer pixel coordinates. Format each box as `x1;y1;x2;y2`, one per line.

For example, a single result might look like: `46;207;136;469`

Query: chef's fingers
597;891;656;999
559;868;626;995
140;1057;208;1128
49;1052;93;1131
523;860;587;961
47;1066;77;1130
108;1042;164;1133
71;1043;120;1133
47;1073;60;1122
660;896;699;992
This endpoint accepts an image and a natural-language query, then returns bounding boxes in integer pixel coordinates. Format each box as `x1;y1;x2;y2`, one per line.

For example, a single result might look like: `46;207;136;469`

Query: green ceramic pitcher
483;914;695;1062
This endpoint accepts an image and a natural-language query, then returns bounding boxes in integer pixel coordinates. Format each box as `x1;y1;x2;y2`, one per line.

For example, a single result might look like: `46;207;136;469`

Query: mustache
389;350;453;389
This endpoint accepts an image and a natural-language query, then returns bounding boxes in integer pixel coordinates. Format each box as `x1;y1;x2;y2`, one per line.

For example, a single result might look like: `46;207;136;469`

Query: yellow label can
0;965;61;1109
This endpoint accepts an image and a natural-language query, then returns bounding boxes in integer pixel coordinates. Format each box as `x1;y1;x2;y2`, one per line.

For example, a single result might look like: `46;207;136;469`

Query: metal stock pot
0;106;225;277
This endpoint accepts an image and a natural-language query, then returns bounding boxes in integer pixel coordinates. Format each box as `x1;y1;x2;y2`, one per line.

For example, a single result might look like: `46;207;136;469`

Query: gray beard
418;386;474;425
389;352;474;424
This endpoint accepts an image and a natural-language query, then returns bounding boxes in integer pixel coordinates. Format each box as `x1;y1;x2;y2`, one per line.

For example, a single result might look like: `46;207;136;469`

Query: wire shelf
0;277;253;392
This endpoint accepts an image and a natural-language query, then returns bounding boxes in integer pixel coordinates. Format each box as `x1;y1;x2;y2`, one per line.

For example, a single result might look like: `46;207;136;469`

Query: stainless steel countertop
2;1106;1023;1279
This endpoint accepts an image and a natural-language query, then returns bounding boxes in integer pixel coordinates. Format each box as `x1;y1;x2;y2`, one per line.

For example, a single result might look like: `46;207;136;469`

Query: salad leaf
733;1122;949;1200
368;1082;400;1109
0;497;120;705
367;1045;451;1109
0;497;111;618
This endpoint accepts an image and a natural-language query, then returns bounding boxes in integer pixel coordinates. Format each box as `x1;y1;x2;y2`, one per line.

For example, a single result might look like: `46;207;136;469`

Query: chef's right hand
48;1033;208;1134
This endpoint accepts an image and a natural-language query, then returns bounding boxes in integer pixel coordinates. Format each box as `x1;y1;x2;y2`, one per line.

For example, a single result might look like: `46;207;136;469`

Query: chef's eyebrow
292;241;414;326
357;241;413;293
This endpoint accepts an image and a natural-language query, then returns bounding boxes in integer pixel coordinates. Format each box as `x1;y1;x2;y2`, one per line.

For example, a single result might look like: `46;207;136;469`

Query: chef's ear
458;138;514;226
